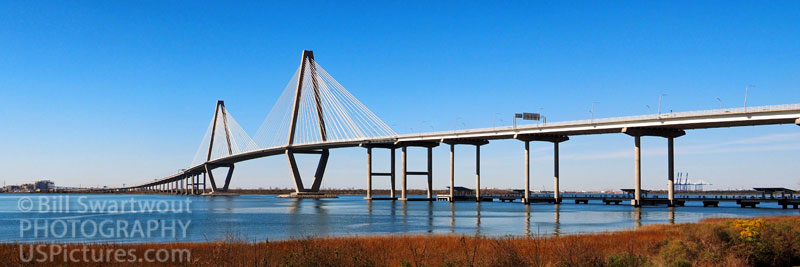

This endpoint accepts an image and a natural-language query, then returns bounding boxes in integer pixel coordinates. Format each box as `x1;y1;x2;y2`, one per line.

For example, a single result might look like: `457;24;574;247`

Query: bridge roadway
122;103;800;206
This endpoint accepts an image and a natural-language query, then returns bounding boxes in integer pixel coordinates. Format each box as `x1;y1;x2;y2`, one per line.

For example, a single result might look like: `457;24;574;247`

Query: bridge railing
398;103;800;138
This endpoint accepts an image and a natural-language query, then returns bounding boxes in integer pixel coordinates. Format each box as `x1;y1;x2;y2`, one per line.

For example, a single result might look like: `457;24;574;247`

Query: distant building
3;185;20;192
34;180;55;191
20;183;35;192
448;186;474;197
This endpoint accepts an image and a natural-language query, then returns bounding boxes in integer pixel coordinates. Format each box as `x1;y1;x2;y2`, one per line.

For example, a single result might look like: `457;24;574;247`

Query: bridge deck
122;103;800;190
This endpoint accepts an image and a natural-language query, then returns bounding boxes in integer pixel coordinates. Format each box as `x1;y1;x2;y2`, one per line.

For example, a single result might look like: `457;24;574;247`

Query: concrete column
524;141;530;204
366;147;372;200
390;148;396;199
634;135;642;207
668;137;675;207
554;142;560;203
449;144;455;202
401;146;407;200
475;145;481;202
427;147;433;199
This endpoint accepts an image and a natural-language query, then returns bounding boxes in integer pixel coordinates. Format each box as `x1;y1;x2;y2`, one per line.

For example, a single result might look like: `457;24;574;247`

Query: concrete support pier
668;137;675;207
361;143;397;200
396;141;439;201
366;147;372;199
442;139;488;202
401;146;407;200
449;144;455;202
553;141;561;203
525;141;530;204
515;134;568;204
634;135;642;207
622;127;686;207
390;149;396;198
475;145;481;202
427;146;433;199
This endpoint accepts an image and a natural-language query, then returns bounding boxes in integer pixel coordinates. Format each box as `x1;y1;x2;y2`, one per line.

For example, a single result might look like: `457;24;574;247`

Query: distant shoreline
3;188;770;195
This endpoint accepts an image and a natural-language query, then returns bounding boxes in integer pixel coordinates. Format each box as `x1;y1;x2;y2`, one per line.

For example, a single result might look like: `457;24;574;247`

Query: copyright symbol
18;197;33;212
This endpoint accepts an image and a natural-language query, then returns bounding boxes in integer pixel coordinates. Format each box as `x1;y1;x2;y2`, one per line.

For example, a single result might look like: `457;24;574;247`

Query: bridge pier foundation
283;149;329;197
203;163;234;194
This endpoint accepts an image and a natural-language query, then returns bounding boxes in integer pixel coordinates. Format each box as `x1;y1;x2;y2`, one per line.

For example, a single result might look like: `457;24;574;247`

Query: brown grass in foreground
2;216;799;266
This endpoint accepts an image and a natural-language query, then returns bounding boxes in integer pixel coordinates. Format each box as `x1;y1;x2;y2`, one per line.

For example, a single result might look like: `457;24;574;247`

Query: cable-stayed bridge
119;50;800;207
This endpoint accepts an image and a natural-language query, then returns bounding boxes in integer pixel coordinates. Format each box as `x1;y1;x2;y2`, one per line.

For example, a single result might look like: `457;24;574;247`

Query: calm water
0;194;797;243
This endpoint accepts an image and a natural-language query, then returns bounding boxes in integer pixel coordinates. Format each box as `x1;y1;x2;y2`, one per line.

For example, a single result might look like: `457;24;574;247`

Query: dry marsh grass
2;215;798;266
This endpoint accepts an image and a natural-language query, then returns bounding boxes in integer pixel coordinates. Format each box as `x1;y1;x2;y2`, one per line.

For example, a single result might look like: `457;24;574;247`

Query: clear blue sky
2;1;799;191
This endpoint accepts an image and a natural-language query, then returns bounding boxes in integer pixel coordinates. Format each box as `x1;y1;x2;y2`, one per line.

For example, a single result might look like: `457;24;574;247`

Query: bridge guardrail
397;103;800;138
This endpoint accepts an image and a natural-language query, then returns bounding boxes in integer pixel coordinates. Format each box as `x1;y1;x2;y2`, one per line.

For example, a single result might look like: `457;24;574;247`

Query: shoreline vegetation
4;216;799;266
